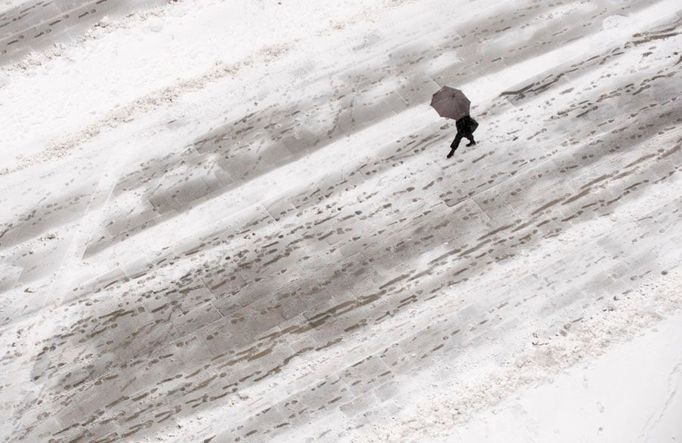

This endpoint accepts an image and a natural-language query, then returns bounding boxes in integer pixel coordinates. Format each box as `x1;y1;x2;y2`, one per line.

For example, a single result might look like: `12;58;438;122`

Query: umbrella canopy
430;86;470;120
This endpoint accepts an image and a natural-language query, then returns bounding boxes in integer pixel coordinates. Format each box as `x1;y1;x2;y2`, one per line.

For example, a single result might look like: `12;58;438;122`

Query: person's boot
447;148;456;158
466;139;476;147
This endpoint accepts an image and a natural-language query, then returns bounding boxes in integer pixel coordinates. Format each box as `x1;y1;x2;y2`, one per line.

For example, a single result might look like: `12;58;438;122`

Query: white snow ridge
1;0;681;442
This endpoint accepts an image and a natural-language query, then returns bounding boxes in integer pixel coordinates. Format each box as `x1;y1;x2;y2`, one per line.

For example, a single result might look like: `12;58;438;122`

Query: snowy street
1;0;681;441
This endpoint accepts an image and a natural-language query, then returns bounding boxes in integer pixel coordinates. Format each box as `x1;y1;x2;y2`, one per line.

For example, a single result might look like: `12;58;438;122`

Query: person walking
447;115;478;158
430;86;479;158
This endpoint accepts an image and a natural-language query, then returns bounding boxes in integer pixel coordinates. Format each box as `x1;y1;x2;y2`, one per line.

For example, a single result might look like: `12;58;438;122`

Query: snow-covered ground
451;312;682;442
1;0;681;441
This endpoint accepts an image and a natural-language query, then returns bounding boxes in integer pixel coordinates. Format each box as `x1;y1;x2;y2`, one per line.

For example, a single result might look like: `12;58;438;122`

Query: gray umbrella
430;86;470;120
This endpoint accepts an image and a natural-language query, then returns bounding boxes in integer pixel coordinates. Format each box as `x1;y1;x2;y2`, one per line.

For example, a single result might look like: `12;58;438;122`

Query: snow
448;312;682;443
1;0;681;441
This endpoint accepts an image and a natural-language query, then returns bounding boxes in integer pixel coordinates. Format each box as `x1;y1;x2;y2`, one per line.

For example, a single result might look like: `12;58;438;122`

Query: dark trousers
448;115;478;156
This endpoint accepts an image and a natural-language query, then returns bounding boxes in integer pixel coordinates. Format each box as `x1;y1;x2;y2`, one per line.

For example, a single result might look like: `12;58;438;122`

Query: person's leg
466;117;479;146
459;124;475;146
448;133;463;158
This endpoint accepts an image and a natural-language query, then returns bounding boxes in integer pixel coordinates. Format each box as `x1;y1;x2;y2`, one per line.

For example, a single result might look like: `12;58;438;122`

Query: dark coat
456;115;478;136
